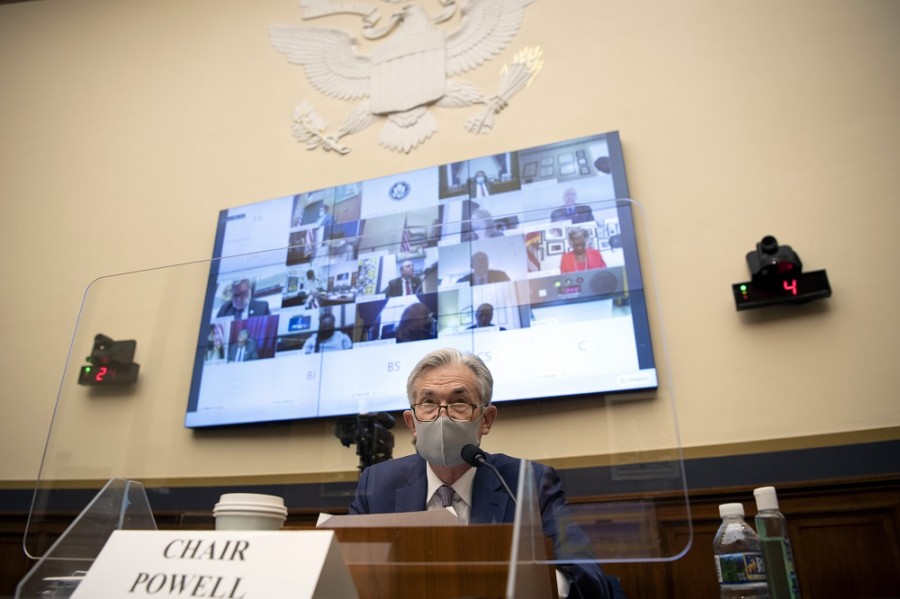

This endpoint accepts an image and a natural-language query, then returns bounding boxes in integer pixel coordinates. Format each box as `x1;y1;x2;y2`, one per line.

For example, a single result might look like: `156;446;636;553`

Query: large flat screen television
186;131;657;428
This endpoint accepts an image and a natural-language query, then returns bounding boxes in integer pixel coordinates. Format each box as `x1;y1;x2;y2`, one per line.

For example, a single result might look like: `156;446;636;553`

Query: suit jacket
216;299;270;319
227;338;258;362
456;270;511;285
551;204;595;224
384;275;423;297
349;453;623;599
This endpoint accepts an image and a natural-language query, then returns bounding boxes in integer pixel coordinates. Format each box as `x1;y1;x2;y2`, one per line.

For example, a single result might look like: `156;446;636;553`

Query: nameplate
71;530;358;599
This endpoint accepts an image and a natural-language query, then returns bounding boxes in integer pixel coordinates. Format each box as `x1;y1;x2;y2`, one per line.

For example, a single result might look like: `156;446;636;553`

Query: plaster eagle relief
269;0;542;154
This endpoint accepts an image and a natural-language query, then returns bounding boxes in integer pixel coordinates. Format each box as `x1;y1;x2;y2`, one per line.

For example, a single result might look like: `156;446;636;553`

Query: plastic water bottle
714;502;769;598
754;487;801;598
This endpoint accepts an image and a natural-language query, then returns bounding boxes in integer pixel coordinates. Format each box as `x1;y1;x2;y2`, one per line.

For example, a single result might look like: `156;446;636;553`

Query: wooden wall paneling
0;515;67;597
790;511;900;597
0;528;33;597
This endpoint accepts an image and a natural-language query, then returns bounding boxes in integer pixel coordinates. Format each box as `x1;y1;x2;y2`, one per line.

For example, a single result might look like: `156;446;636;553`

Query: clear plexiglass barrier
22;199;690;596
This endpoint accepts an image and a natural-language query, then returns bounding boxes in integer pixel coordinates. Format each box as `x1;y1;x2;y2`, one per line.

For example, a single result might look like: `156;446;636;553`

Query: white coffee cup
213;493;287;531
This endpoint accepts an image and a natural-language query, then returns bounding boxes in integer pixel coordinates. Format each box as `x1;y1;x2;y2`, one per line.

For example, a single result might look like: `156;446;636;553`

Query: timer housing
733;236;832;311
77;334;140;386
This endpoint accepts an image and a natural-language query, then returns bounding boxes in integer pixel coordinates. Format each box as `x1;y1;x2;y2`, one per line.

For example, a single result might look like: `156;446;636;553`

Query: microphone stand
461;444;517;504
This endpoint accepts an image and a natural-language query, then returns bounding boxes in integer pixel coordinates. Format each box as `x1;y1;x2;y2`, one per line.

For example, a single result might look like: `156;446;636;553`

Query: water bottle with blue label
714;502;770;598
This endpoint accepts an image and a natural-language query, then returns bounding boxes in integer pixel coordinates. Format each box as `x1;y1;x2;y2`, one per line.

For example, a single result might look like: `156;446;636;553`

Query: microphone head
461;444;487;467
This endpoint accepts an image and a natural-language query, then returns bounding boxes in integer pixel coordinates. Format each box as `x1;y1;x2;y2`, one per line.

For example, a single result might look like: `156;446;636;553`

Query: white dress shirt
425;465;476;524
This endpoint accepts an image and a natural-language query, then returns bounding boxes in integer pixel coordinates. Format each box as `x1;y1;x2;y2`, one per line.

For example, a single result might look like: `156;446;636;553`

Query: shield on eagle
370;26;447;115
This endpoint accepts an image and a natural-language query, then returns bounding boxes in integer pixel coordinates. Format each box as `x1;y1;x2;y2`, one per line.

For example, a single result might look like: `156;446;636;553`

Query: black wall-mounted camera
733;236;831;311
746;235;803;287
77;334;140;386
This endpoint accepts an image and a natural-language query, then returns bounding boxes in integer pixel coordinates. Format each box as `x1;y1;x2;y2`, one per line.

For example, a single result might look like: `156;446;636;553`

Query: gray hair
406;348;494;407
567;227;588;242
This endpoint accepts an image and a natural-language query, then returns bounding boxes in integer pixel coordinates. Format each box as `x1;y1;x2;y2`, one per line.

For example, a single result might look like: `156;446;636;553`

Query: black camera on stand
335;413;395;473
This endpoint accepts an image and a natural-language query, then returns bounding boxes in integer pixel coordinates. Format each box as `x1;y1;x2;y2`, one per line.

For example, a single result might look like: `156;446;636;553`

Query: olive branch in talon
291;100;351;154
466;45;544;135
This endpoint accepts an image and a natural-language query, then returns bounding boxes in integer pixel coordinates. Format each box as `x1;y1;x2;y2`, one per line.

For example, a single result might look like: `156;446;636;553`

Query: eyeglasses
412;401;484;422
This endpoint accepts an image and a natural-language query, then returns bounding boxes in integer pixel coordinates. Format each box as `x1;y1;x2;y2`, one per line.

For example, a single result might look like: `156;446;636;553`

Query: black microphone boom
461;444;517;505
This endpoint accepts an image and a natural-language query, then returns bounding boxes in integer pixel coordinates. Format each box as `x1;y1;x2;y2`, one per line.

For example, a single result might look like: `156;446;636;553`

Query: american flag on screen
305;228;316;256
525;231;542;272
400;218;411;253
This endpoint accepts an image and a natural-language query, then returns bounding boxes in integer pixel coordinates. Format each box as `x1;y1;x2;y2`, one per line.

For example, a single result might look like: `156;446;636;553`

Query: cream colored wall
1;0;898;483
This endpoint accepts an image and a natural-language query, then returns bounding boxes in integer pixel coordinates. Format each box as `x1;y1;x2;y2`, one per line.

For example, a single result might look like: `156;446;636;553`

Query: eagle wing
269;25;371;101
445;0;536;76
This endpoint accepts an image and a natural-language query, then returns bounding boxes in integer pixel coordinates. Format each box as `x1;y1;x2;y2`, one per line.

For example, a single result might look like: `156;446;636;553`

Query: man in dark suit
456;252;510;286
550;187;595;224
466;303;506;331
216;279;270;319
384;260;422;297
348;349;623;599
227;329;258;362
469;170;492;198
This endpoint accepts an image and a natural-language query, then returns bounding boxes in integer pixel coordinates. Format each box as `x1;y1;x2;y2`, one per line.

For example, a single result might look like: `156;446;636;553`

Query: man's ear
480;405;498;436
403;410;417;438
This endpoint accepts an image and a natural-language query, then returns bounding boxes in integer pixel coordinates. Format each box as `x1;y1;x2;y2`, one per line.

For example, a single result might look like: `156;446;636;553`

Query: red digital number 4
783;279;798;296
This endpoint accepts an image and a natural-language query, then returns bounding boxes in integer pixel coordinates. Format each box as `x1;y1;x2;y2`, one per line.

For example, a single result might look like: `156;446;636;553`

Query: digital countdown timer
78;363;140;386
732;269;832;311
77;334;140;386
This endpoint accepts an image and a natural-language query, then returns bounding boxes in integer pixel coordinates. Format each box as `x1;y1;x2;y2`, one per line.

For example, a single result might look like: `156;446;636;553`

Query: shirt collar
425;464;476;508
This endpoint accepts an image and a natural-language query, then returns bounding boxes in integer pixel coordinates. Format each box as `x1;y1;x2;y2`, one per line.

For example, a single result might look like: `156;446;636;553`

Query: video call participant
466;303;506;331
560;227;607;273
395;302;437;343
302;313;352;353
470;170;492;198
349;349;624;599
457;252;510;286
216;279;271;319
550;188;595;224
317;204;335;240
300;269;325;309
205;325;225;361
467;208;501;241
384;260;422;297
301;269;323;292
227;329;258;362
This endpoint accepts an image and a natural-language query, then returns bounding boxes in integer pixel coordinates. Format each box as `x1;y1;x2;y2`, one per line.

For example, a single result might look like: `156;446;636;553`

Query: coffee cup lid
217;493;284;507
213;503;287;516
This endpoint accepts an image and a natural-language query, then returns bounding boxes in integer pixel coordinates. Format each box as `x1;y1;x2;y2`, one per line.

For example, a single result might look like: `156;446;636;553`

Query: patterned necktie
405;279;411;295
436;484;455;508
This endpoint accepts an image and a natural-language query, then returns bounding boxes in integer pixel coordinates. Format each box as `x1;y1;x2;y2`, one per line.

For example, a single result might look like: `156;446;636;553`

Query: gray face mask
414;415;482;467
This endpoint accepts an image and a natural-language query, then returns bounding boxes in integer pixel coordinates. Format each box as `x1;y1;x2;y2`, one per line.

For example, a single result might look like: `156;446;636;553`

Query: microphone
461;444;487;467
461;444;517;505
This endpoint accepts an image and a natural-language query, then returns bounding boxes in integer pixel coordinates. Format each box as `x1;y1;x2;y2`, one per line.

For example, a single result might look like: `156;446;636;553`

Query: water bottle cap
754;486;780;511
719;502;744;518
